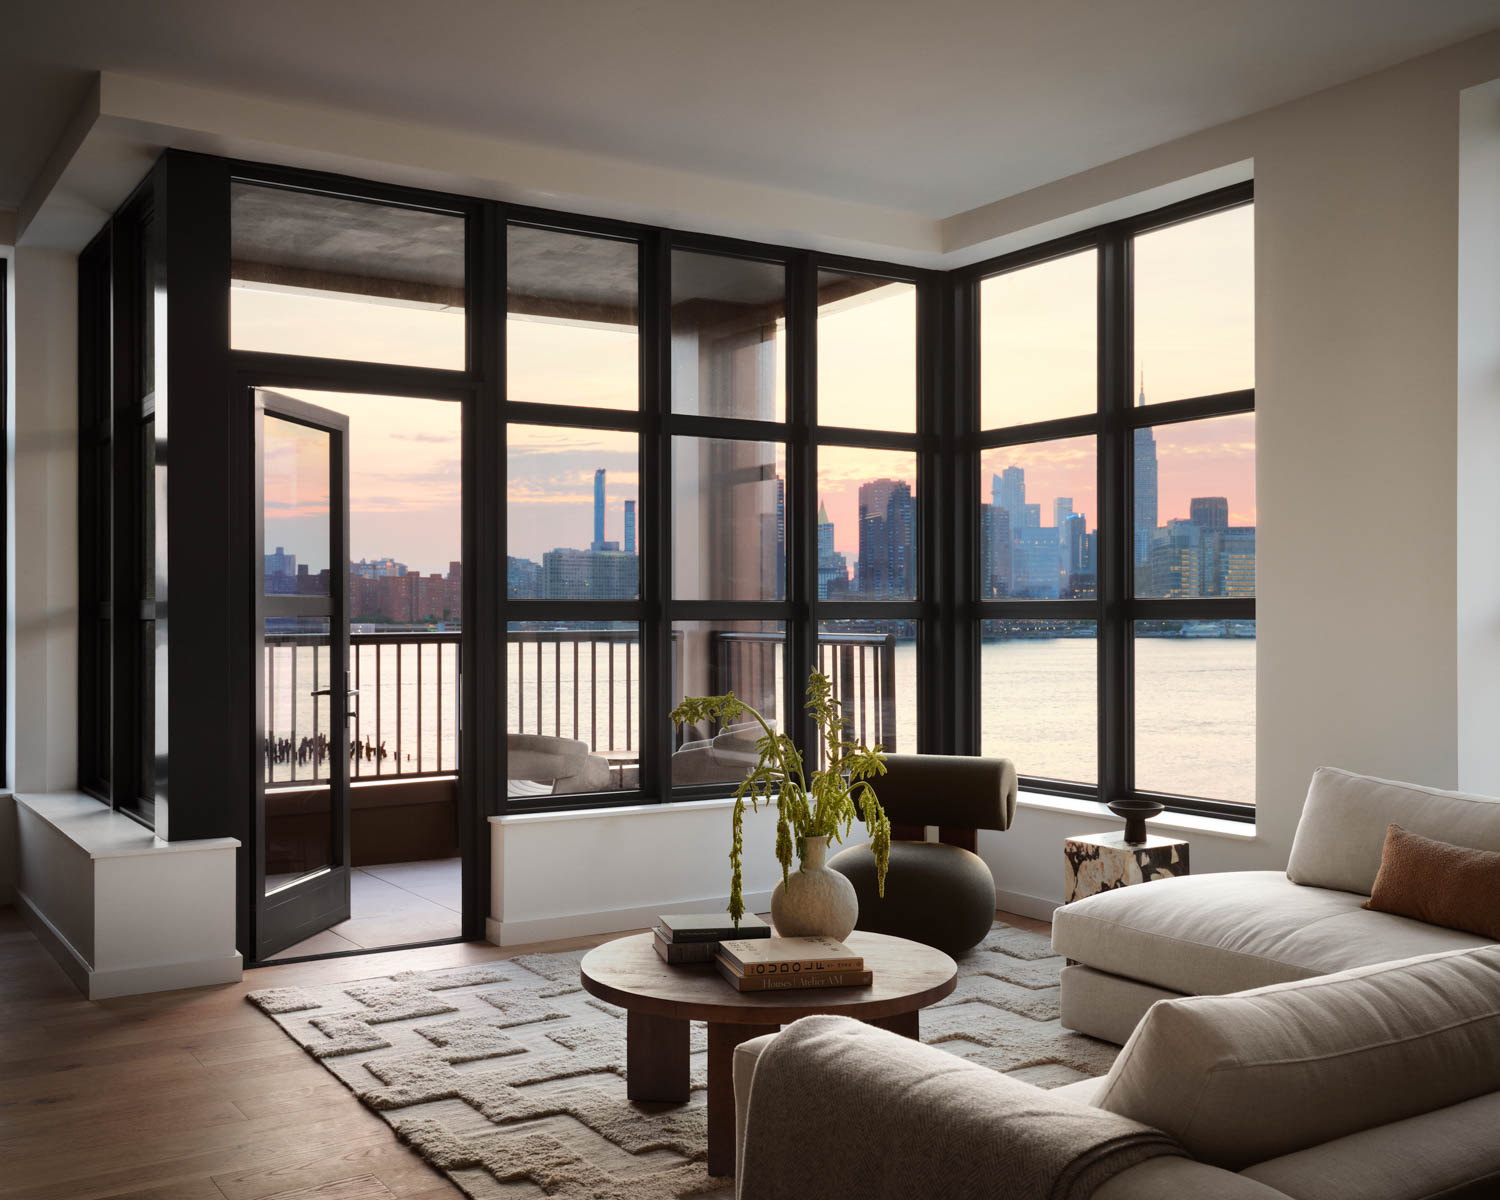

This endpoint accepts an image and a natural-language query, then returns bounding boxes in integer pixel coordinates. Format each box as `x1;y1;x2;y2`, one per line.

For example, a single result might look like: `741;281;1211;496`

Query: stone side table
1064;832;1189;903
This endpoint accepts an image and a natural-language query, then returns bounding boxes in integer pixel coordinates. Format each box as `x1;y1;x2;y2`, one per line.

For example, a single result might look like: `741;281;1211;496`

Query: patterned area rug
248;922;1118;1198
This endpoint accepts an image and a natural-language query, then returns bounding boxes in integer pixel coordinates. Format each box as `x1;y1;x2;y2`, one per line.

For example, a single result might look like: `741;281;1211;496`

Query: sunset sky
244;202;1254;574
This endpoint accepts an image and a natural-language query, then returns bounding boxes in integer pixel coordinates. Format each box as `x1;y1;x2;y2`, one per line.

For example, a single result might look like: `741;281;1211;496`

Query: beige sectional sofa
735;945;1500;1198
1053;767;1500;1043
733;769;1500;1198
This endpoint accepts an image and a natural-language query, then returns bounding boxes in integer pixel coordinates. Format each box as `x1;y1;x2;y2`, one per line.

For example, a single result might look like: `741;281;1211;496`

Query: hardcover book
715;955;873;992
717;936;864;976
652;927;718;964
656;913;770;943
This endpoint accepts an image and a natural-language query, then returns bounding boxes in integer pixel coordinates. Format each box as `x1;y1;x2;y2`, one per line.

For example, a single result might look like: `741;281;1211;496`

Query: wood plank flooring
0;906;1051;1199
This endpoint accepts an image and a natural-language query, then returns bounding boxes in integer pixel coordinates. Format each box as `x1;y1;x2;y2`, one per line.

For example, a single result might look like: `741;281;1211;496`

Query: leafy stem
670;670;892;926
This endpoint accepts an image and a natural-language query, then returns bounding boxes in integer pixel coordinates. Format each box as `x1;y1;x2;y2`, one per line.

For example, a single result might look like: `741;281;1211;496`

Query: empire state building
1133;372;1158;565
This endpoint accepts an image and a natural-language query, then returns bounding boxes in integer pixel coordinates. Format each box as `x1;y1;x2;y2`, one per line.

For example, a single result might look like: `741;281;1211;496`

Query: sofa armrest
732;1032;777;1195
735;1025;1289;1200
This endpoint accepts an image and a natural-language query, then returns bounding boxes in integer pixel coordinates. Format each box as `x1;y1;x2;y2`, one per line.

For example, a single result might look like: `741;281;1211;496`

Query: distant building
265;545;296;579
351;561;461;622
1148;520;1202;597
623;500;636;555
816;502;849;599
352;557;407;579
1190;497;1229;530
507;556;542;599
995;467;1025;529
1217;528;1256;597
543;548;637;599
1134;374;1158;565
591;468;607;551
856;478;916;599
1061;513;1095;598
1013;526;1060;598
988;504;1012;597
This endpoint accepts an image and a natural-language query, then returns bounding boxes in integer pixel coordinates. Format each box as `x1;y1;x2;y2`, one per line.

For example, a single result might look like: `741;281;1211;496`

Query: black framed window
504;221;646;799
77;187;160;826
78;150;1253;861
967;184;1255;819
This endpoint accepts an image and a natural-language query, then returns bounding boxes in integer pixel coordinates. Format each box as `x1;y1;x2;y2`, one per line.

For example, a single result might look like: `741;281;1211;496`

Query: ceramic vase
770;835;859;940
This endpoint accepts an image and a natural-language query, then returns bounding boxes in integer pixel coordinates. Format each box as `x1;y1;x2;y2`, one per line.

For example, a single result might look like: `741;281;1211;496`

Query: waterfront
266;633;1254;807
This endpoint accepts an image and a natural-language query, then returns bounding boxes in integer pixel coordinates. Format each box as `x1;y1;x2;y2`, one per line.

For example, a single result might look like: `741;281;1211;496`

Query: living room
3;3;1500;1198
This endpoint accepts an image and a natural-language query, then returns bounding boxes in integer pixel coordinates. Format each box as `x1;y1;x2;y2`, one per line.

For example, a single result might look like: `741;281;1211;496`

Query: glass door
253;389;353;959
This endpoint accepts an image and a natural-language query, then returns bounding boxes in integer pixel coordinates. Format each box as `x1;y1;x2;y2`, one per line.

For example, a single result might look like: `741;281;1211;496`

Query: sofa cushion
1363;823;1500;940
1286;767;1500;895
1241;1091;1500;1200
1051;871;1492;996
1094;946;1500;1171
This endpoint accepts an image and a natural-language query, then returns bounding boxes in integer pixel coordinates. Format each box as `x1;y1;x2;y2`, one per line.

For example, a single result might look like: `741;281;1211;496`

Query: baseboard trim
17;888;242;999
995;887;1061;924
16;889;92;995
88;953;244;1000
490;890;775;948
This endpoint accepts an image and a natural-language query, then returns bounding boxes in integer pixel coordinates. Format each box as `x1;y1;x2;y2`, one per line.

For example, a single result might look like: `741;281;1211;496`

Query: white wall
1456;78;1500;793
11;247;77;796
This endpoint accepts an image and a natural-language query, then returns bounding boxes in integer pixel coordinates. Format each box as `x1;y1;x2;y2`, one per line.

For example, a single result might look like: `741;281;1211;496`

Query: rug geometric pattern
248;921;1117;1199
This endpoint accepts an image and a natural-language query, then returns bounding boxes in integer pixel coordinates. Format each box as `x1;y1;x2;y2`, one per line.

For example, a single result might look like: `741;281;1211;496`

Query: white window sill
1016;790;1260;841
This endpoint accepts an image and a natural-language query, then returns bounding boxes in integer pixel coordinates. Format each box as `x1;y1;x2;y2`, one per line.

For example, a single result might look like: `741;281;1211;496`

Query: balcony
263;625;902;813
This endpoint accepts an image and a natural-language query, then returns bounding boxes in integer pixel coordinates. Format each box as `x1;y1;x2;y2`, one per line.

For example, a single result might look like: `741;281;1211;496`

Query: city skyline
248;201;1252;576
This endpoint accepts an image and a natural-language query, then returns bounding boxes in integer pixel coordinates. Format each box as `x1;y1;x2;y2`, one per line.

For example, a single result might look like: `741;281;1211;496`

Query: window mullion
1098;231;1132;807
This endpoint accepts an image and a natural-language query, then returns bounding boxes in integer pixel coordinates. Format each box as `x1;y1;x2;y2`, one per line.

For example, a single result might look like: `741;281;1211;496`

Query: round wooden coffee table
579;930;956;1176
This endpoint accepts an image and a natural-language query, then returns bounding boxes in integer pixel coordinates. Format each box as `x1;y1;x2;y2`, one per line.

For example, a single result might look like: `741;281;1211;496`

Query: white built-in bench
13;792;241;998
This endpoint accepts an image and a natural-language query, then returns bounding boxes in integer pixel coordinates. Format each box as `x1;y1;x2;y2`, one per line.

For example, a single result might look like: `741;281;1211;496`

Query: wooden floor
0;906;1051;1200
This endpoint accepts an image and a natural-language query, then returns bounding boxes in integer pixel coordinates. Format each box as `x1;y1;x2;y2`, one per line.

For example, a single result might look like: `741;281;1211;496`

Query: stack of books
652;912;770;964
715;936;872;992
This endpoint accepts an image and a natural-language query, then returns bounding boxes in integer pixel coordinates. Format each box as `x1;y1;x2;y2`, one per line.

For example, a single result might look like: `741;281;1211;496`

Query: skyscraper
856;478;916;599
816;501;849;599
623;499;636;554
1133;373;1158;565
996;467;1025;526
1190;496;1229;531
592;468;606;551
1053;497;1074;528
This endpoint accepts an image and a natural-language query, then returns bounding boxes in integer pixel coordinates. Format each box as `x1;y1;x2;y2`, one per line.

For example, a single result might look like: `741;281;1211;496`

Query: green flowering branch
670;670;891;926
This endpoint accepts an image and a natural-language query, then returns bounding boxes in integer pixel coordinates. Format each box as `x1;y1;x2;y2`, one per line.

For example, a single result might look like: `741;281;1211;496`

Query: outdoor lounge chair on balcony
507;733;611;797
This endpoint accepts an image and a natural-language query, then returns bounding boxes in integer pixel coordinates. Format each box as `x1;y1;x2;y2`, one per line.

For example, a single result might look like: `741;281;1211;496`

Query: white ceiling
4;0;1500;218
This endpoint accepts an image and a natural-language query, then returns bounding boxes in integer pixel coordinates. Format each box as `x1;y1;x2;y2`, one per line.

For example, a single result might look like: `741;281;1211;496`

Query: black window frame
77;183;160;828
958;181;1256;822
76;151;1256;912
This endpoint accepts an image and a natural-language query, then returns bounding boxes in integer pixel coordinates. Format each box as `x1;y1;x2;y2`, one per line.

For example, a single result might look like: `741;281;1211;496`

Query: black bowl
1108;798;1164;845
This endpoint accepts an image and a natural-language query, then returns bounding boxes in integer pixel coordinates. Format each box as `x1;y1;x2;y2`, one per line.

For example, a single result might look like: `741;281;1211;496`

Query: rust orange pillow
1363;823;1500;940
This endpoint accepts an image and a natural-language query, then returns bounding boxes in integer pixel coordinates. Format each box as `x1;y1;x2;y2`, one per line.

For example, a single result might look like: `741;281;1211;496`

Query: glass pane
671;251;786;421
507;425;638;600
277;391;462;626
231;182;465;369
263;414;331;596
672;620;786;788
980;249;1096;429
980;619;1096;784
818;447;917;600
263;616;335;893
272;390;464;780
1133;413;1255;598
979;436;1096;599
816;621;916;764
1133;204;1254;404
672;436;786;601
817;272;915;432
508;621;640;797
508;226;638;410
1135;619;1255;804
